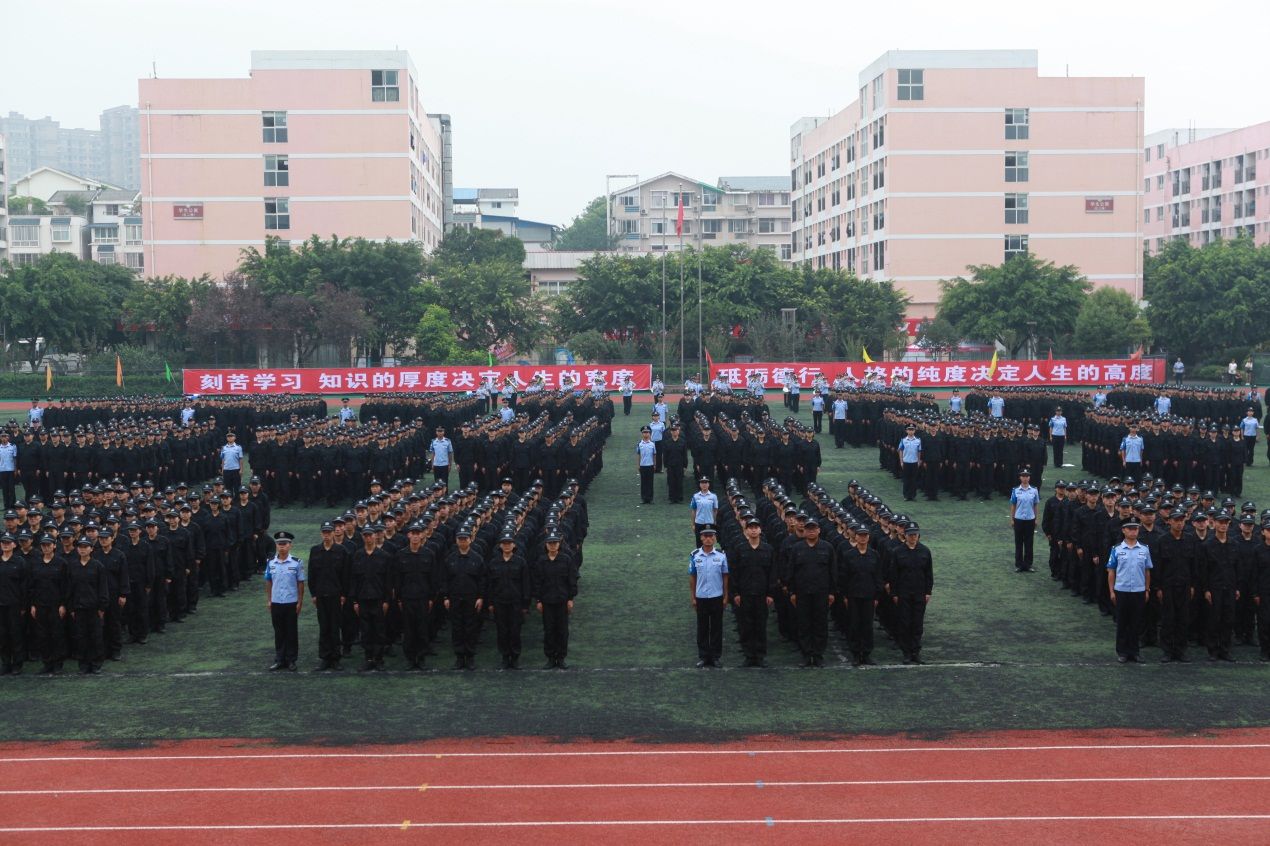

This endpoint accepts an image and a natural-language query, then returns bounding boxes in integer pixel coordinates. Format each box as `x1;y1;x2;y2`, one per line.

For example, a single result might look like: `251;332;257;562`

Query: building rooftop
717;176;791;192
477;188;518;200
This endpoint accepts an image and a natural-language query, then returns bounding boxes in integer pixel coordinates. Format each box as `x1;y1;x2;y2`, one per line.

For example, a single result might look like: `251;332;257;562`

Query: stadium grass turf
2;402;1269;744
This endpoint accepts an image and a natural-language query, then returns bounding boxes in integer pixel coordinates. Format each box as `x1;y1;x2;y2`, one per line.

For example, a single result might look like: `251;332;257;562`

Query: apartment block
790;50;1144;318
0;107;139;190
607;172;792;258
138;50;447;279
0;133;8;260
1142;124;1270;253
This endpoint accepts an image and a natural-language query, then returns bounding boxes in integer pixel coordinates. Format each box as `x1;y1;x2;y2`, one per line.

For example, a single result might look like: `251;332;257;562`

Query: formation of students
1106;384;1263;424
965;388;1092;438
0;474;273;675
687;476;934;668
268;474;590;672
1036;477;1270;663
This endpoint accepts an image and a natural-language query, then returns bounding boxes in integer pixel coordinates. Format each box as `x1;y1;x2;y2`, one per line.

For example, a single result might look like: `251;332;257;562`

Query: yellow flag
987;349;999;378
45;362;53;391
862;347;873;364
115;354;123;387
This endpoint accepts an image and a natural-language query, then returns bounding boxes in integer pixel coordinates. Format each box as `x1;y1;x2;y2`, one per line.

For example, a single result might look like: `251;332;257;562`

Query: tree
430;227;526;266
0;253;136;369
553;253;662;347
566;330;618;362
915;317;961;360
1144;236;1270;361
1071;287;1151;356
185;273;270;366
797;266;909;359
121;275;214;352
6;196;49;215
429;250;541;353
554;196;617;251
937;253;1091;357
414;304;460;362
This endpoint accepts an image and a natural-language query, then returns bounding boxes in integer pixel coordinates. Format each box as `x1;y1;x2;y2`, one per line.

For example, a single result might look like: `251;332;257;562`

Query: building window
872;160;885;190
97;252;117;266
872;202;885;231
125;252;144;270
619;194;638;210
702;191;720;209
872;117;885;150
1004;108;1029;140
1004;193;1029;224
1005;234;1028;260
1157;174;1164;190
729;219;750;234
11;253;38;267
262;111;288;143
758;218;781;233
265;197;290;230
701;219;722;237
650;191;669;208
1156;206;1163;222
1005;152;1029;183
92;226;119;245
264;154;289;187
873;239;885;271
619;219;639;235
897;68;924;101
125;223;143;244
52;224;71;243
1211;160;1222;189
672;192;694;207
371;69;400;102
11;225;39;247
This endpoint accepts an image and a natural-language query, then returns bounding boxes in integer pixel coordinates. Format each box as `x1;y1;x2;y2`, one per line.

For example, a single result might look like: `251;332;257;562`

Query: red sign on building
182;365;654;395
1084;197;1115;213
172;204;204;220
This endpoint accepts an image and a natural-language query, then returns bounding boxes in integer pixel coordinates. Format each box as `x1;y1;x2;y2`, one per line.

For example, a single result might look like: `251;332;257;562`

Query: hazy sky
7;0;1268;225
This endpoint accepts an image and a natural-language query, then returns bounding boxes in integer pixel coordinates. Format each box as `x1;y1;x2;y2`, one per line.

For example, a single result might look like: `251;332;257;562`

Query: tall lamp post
782;308;798;362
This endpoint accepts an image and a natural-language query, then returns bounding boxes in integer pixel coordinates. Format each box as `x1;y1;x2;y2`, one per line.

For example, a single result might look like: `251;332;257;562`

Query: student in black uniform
485;531;531;669
839;524;884;666
728;517;775;667
442;527;486;670
308;522;350;671
68;537;109;674
350;525;391;672
533;531;577;669
392;523;434;671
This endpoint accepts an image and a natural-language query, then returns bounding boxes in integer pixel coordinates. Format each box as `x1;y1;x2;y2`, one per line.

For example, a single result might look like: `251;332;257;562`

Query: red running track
2;729;1270;845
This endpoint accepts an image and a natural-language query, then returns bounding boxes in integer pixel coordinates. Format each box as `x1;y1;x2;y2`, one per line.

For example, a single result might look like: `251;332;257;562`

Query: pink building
1141;124;1269;253
790;50;1145;319
139;51;446;279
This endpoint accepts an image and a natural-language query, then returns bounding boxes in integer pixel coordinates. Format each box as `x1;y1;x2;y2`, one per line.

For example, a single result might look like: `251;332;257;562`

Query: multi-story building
790;50;1144;318
10;166;117;202
525;250;596;296
0;108;139;190
138;50;447;279
4;213;88;266
86;189;145;272
607;172;792;258
1142;124;1270;254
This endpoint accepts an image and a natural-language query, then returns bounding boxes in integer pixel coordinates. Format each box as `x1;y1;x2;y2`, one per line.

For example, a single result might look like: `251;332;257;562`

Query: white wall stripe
141;109;408;116
886;232;1141;241
886;191;1140;198
142;152;411;160
888;149;1139;156
143;196;414;203
887;106;1142;114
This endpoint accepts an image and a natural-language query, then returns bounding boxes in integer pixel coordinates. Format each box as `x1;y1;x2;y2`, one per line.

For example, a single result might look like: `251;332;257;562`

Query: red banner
710;359;1165;389
183;365;653;395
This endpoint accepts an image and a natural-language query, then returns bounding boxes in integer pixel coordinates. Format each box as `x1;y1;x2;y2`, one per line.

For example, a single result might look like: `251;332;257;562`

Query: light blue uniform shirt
28;407;43;425
690;491;718;525
220;443;243;470
339;406;356;422
1048;415;1067;437
832;399;848;420
430;437;452;466
688;548;728;599
1010;485;1040;520
1106;541;1152;592
1092;392;1107;408
265;555;305;603
988;396;1004;417
0;443;15;472
811;395;824;412
1240;417;1261;437
949;395;963;413
1154;395;1171;415
499;406;515;423
898;436;922;463
636;440;657;466
1120;434;1144;462
649;421;665;443
653;401;669;420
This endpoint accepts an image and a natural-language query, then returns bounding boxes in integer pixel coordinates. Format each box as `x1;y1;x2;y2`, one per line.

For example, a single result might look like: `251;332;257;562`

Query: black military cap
455;527;473;538
544;532;563;543
273;530;295;542
360;525;378;536
1214;512;1232;521
144;519;161;528
320;522;335;532
58;528;75;538
99;527;114;539
0;533;14;544
38;534;55;544
498;532;517;543
904;523;921;534
1018;467;1031;476
1120;519;1141;529
1240;515;1256;526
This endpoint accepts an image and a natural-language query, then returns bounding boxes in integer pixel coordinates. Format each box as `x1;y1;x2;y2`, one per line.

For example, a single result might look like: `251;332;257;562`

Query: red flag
1047;347;1053;361
704;347;714;374
675;196;684;236
1129;345;1143;360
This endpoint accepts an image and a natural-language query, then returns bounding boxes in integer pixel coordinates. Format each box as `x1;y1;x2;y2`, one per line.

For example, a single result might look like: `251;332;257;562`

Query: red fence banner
710;359;1165;389
183;365;654;395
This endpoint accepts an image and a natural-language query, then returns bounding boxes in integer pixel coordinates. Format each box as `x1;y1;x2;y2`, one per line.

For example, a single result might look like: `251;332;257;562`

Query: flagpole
697;192;703;373
678;182;684;387
661;197;667;381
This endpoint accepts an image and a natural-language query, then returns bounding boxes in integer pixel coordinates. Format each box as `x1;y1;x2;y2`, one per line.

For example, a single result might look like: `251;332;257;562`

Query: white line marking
4;775;1270;796
3;742;1270;764
3;815;1270;833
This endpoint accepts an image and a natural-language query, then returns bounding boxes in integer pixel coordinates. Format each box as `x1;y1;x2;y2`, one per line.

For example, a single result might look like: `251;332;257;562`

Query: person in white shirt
27;400;44;428
620;377;635;416
690;477;719;547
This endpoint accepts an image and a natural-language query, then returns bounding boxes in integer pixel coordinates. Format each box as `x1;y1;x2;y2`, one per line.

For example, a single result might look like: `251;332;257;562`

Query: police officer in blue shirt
987;392;1005;418
219;431;244;493
831;394;849;448
1009;468;1040;573
1047;407;1068;468
1119;423;1145;477
898;424;922;501
688;527;728;668
264;530;305;671
1240;408;1260;466
636;427;657;504
1107;520;1152;663
428;427;453;486
948;389;963;415
0;432;15;511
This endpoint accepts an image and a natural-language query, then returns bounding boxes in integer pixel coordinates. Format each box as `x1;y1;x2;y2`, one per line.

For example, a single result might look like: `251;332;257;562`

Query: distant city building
452;187;558;245
607;172;792;258
0;107;139;190
790;49;1144;319
525;249;596;296
139;50;447;279
10;166;118;202
6;179;141;270
1142;123;1270;253
0;133;8;261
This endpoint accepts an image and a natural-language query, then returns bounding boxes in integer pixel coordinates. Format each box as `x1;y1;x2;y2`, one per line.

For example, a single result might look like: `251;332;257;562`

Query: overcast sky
7;0;1268;225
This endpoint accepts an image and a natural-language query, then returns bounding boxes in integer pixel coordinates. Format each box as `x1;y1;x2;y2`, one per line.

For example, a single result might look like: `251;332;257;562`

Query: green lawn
3;404;1269;744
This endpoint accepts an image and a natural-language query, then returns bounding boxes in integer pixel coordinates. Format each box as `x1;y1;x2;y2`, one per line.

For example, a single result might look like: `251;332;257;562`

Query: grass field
2;403;1269;745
